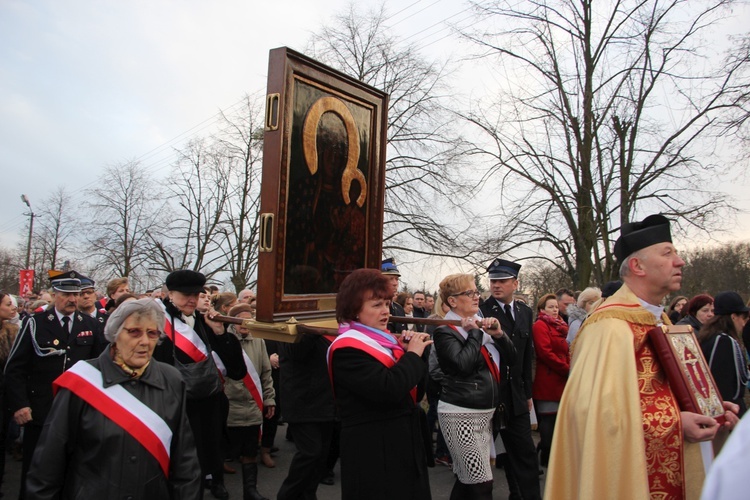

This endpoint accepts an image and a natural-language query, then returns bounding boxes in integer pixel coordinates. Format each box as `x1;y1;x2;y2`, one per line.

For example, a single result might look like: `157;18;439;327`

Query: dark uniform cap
78;273;96;290
165;270;206;294
381;258;401;277
713;291;750;316
613;214;672;261
487;258;521;280
601;280;623;298
49;270;82;293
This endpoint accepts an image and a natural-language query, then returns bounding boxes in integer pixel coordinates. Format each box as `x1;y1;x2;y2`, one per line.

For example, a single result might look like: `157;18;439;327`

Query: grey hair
619;250;646;279
104;298;165;343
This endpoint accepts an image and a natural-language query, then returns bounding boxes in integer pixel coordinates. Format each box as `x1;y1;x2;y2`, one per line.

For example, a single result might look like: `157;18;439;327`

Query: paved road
3;424;547;499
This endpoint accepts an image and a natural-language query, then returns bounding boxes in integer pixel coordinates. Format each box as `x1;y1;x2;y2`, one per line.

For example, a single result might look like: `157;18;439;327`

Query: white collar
496;298;514;309
445;310;493;345
637;299;665;323
54;309;74;323
79;307;97;318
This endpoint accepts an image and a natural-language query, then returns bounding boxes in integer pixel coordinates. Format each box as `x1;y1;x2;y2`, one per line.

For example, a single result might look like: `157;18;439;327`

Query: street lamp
21;194;35;269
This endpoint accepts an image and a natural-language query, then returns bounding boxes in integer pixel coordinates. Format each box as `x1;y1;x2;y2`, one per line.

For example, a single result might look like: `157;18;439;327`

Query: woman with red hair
327;269;433;500
676;294;714;334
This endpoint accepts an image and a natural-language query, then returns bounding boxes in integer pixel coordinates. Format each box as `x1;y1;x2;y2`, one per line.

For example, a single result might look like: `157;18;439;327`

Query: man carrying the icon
545;215;739;499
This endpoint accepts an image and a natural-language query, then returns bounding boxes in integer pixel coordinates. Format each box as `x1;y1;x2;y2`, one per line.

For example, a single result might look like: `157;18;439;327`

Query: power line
39;91;261;211
387;0;444;28
383;0;426;22
4;1;475;240
398;4;477;49
0;215;25;234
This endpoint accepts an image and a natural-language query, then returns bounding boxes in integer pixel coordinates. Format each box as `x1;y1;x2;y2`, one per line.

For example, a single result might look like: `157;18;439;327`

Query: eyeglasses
451;290;481;299
123;327;161;340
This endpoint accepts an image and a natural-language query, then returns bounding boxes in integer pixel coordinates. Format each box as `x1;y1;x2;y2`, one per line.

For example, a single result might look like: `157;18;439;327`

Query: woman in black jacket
328;269;433;500
698;291;750;417
433;274;516;500
153;270;247;499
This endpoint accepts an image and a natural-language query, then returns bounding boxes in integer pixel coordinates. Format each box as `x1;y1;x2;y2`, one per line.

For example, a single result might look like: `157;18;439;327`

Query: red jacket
531;314;570;401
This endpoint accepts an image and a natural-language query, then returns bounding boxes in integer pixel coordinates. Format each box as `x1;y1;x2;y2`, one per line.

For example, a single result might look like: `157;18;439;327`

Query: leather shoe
210;482;229;499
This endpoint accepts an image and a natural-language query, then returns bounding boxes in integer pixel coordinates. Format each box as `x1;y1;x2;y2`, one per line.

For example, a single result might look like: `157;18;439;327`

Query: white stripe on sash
212;352;227;377
158;301;208;362
57;361;172;475
328;329;397;362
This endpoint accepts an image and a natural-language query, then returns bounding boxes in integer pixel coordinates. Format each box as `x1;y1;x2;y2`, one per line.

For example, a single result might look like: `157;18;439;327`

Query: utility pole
21;194;35;269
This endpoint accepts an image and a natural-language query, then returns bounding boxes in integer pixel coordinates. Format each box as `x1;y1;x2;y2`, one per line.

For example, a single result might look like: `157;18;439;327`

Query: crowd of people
0;213;749;499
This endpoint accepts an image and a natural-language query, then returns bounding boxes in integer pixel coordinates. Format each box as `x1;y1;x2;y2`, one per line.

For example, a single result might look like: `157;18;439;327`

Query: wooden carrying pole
209;314;494;338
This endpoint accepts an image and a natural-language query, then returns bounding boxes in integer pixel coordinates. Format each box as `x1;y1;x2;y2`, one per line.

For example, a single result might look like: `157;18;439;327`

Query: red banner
19;270;34;297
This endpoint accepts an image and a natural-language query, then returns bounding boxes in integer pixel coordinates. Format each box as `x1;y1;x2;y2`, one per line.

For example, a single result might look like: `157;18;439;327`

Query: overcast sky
1;0;748;291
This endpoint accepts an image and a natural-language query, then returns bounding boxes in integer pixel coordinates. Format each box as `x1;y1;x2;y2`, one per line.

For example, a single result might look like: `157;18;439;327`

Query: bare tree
34;186;76;271
214;95;264;293
519;260;576;305
86;161;164;290
6;187;80;292
148;138;230;280
678;242;750;299
723;34;750;149
460;0;740;288
307;3;476;260
0;246;21;293
144;95;264;292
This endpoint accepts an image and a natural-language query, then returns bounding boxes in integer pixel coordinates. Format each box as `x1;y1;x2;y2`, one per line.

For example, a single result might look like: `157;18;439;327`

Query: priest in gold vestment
544;215;738;500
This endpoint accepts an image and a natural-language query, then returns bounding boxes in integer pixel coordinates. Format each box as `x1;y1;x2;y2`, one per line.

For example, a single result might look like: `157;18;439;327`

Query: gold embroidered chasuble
544;285;704;500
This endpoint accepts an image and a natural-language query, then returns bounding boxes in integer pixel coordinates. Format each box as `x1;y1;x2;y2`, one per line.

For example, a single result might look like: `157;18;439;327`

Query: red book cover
648;325;726;424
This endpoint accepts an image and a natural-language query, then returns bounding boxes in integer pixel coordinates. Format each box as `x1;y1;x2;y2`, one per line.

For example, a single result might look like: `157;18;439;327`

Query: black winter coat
677;314;703;335
26;348;201;499
433;325;516;410
278;334;336;423
388;302;406;333
701;333;747;416
330;340;430;500
152;300;247;386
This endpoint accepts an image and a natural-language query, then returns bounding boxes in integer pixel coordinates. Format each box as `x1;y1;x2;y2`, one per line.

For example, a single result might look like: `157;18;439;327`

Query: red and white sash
241;350;264;412
447;325;501;383
213;342;264;412
159;301;208;362
327;329;417;403
328;330;398;367
53;361;172;477
212;351;227;377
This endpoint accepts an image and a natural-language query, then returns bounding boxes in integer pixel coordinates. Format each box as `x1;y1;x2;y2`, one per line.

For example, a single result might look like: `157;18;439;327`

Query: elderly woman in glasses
26;298;201;500
433;274;516;500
